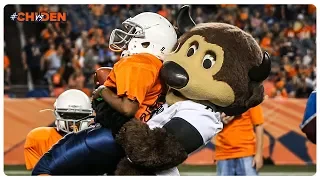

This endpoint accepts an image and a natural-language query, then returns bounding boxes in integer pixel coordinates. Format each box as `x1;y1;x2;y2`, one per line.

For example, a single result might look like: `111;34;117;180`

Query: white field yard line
4;171;316;176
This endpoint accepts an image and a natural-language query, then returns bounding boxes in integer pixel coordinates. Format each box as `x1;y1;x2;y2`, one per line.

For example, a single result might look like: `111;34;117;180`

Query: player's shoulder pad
26;127;57;140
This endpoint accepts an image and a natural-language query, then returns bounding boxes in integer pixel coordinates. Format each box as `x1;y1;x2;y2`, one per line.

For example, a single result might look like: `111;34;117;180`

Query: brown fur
177;23;265;115
116;120;188;172
114;22;269;175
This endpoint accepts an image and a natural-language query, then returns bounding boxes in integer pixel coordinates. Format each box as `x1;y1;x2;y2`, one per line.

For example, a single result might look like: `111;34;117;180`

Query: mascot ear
248;52;271;82
219;83;265;116
176;5;196;36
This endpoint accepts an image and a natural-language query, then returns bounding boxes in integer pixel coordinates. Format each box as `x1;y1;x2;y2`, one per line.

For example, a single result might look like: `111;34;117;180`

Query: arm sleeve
172;107;223;145
108;64;156;105
24;136;42;170
250;105;264;125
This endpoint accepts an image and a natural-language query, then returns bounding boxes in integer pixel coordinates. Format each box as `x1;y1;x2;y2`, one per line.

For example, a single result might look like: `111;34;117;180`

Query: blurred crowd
4;5;316;98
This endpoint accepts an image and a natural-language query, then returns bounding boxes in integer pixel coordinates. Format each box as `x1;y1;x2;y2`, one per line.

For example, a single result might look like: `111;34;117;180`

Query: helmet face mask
109;12;177;59
54;108;92;133
109;20;145;51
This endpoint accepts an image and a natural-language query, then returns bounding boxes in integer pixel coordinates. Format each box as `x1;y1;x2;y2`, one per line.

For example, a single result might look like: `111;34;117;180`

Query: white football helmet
109;12;177;59
54;89;93;133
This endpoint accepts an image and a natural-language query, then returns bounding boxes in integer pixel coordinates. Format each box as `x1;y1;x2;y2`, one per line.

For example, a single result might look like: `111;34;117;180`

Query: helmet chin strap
109;44;123;52
39;109;54;113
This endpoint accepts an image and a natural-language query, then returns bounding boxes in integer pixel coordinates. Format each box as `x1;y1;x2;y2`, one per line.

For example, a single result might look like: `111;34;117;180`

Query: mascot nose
160;61;189;89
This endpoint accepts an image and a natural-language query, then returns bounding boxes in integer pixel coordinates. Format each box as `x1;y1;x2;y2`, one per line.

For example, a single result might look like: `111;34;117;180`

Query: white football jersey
147;100;223;176
147;100;223;144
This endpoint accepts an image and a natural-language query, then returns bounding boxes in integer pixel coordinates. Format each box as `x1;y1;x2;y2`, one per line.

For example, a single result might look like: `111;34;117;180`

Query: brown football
94;67;112;86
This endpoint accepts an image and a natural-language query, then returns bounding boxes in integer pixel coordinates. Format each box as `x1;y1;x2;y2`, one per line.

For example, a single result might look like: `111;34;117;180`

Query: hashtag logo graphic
35;14;44;21
10;12;18;21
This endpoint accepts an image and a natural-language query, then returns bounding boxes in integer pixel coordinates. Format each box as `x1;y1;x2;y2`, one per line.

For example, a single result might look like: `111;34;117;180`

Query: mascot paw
116;120;188;172
116;119;150;146
115;158;155;175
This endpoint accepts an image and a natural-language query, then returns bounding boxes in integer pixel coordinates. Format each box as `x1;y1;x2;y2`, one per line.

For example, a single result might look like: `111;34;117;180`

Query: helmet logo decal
68;105;81;108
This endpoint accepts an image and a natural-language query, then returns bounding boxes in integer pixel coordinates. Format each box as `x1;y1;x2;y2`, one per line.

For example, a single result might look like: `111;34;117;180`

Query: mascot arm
92;99;134;136
116;104;223;172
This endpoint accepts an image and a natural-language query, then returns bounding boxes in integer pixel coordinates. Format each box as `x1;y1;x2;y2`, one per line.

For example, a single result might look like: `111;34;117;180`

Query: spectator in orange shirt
215;105;264;176
275;78;288;98
260;32;273;52
297;23;313;40
50;73;65;98
68;71;91;97
158;5;169;18
41;23;57;40
284;23;296;38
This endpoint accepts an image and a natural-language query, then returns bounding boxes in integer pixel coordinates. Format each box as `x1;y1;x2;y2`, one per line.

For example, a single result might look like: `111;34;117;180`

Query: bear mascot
31;5;270;176
112;5;271;175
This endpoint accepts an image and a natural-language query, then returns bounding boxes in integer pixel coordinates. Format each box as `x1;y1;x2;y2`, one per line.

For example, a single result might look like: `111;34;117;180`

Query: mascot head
160;5;271;115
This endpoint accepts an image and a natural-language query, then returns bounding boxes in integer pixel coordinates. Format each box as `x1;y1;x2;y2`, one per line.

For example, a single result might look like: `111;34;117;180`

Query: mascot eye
187;41;199;57
202;51;216;69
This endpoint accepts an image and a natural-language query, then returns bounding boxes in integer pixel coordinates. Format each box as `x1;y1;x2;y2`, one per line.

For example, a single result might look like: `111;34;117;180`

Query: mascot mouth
169;89;188;100
172;89;182;97
165;88;189;105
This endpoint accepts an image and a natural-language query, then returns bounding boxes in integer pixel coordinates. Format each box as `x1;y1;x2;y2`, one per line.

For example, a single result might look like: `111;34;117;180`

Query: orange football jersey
104;53;164;122
24;127;63;170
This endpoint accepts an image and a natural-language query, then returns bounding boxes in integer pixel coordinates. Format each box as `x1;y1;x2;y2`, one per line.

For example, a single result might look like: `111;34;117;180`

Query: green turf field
3;165;317;176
